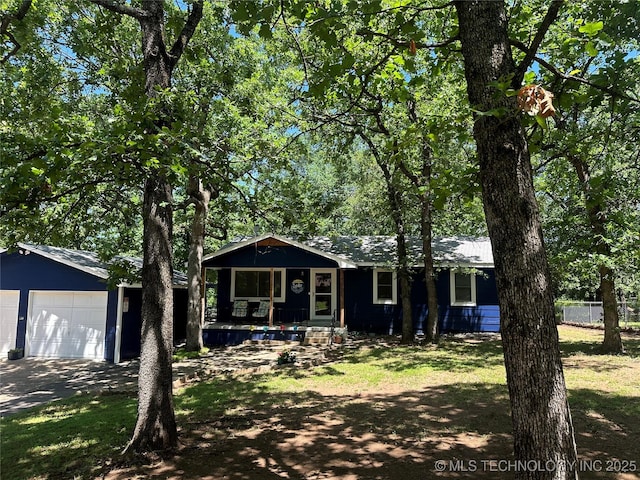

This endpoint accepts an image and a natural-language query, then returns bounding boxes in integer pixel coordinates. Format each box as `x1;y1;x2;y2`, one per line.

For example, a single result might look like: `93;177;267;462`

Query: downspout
269;267;274;327
339;269;345;328
114;286;124;364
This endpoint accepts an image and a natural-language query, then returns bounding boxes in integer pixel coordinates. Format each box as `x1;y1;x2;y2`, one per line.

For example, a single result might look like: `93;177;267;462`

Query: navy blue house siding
204;237;501;336
119;288;188;360
438;269;500;333
1;249;189;362
0;251;117;358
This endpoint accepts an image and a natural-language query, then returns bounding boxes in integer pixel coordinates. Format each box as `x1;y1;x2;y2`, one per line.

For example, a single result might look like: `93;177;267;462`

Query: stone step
242;339;302;346
305;331;332;338
303;336;331;345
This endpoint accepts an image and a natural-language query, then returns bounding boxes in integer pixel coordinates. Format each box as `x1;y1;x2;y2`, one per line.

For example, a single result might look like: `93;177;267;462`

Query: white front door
27;291;107;360
311;269;336;321
0;290;20;356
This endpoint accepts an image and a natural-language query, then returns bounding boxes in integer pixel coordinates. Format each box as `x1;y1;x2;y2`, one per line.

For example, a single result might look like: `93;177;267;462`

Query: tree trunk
127;174;177;452
124;3;178;453
456;2;579;478
402;101;439;343
185;175;211;351
422;208;439;343
381;163;413;343
388;183;413;344
359;132;414;342
418;143;439;344
86;0;203;453
568;155;624;354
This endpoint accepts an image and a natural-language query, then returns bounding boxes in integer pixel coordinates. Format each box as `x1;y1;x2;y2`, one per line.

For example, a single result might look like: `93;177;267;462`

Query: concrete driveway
0;342;332;417
0;357;139;417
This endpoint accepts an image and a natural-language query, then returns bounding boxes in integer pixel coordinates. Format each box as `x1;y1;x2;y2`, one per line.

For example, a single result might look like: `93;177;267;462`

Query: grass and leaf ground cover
1;326;638;479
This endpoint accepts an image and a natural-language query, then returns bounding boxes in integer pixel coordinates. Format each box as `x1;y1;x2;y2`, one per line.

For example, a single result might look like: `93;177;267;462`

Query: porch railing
209;305;310;325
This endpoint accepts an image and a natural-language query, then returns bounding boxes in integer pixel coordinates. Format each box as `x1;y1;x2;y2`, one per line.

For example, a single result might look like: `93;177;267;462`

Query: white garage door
27;291;107;360
0;290;20;356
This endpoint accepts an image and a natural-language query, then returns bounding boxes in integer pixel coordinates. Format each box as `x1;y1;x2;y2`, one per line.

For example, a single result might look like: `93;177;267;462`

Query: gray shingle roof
303;236;493;267
16;244;188;286
208;234;493;268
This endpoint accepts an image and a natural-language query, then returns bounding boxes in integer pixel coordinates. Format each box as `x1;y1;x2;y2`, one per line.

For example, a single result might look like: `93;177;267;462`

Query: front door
311;269;336;321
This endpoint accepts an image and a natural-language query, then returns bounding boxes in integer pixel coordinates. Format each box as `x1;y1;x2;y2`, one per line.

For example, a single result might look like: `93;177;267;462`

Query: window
450;271;476;306
232;268;285;302
373;269;397;304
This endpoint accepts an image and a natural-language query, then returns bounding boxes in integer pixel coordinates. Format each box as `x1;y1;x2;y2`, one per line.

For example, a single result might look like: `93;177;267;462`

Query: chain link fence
556;300;640;329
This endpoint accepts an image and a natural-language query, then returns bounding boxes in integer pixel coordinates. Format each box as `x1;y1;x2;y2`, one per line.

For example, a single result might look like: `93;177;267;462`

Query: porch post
269;267;274;327
200;267;206;326
339;269;345;328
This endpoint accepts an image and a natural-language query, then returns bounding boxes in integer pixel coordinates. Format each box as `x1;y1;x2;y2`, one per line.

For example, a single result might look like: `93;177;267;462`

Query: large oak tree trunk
568;155;623;354
89;0;203;453
125;3;178;453
127;174;177;451
456;2;579;478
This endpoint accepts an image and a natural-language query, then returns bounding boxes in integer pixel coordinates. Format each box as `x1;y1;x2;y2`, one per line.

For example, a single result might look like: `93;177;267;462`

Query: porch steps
303;327;348;346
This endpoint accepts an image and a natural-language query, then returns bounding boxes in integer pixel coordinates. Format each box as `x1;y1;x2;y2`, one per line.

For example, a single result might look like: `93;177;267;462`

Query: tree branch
1;0;32;62
168;0;204;66
511;39;640;105
513;0;564;86
88;0;148;20
357;27;459;51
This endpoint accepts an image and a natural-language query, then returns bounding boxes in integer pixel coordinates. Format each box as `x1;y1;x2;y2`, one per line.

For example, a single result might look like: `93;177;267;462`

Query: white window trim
373;268;397;305
450;271;477;306
231;267;286;302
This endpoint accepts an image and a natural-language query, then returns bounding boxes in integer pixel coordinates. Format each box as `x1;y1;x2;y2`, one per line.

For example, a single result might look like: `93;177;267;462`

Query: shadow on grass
339;336;506;374
0;393;137;480
103;379;638;480
559;326;640;358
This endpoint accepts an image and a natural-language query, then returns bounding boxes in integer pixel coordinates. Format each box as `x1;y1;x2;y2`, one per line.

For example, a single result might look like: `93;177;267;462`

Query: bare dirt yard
98;327;639;480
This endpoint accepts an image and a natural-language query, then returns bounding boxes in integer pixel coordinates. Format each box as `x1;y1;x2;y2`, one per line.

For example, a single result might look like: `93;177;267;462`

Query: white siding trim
373;269;397;305
450;271;477;307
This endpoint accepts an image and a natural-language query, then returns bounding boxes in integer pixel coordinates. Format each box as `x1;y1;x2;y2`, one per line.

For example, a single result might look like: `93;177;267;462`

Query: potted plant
277;349;296;365
7;348;23;360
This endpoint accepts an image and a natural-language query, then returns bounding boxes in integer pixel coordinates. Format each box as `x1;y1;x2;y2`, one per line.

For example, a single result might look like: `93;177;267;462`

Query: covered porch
202;322;346;346
201;236;358;336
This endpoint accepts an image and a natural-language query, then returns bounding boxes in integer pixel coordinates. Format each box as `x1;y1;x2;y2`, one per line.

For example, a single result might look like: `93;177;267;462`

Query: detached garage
0;244;187;362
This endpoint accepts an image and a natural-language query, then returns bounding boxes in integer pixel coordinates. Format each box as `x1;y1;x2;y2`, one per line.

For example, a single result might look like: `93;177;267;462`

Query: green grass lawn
1;326;638;480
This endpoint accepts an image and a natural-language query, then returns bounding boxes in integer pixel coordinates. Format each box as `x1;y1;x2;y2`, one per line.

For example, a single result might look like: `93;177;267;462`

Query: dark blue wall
213;266;500;333
204;242;500;333
0;250;190;361
0;250;118;359
118;287;188;360
204;245;337;269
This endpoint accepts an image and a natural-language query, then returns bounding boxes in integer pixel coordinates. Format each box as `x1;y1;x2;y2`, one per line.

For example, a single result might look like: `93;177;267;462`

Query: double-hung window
373;269;397;305
232;268;285;302
450;271;476;306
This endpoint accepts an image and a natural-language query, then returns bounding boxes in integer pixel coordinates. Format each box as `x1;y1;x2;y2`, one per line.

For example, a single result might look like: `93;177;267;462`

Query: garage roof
15;244;188;286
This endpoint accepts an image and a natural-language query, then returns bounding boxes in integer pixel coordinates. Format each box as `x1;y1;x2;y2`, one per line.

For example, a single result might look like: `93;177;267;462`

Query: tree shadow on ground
101;380;639;480
559;329;640;358
339;337;505;374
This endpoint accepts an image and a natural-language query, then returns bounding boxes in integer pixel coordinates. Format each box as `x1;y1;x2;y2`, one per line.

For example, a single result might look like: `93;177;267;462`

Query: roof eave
204;234;359;269
17;243;110;280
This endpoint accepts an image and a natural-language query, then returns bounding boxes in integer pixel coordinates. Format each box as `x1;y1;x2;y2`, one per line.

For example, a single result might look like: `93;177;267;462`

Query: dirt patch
98;337;639;480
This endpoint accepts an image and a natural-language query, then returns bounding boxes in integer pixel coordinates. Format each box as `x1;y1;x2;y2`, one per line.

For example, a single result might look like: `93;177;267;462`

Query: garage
1;244;188;362
0;290;20;356
27;291;108;360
